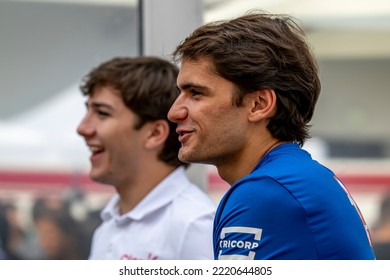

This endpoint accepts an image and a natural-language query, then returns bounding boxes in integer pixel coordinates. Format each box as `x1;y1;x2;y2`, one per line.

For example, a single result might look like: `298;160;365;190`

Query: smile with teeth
89;146;104;155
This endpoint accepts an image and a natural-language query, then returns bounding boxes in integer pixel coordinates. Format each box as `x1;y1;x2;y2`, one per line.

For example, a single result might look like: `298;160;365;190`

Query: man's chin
179;153;205;164
89;171;108;184
179;147;194;162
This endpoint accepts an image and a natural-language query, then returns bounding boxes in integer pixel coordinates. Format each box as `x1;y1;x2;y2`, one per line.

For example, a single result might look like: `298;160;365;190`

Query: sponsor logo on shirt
218;226;262;260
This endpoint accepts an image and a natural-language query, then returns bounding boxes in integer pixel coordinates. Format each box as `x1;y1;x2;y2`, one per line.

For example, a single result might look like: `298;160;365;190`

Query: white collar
101;167;190;225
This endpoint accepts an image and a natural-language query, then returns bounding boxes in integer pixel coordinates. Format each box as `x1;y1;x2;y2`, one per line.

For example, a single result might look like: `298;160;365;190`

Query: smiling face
77;86;145;187
167;57;249;167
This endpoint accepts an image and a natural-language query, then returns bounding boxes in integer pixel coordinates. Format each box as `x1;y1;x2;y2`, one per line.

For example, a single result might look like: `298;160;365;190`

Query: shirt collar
251;142;299;172
100;167;190;224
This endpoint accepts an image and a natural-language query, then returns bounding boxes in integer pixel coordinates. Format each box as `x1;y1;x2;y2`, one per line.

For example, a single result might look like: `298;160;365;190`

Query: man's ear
144;120;169;150
248;89;277;122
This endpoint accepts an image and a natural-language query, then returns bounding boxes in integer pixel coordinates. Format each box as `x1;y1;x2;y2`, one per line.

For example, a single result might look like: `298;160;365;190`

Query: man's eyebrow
178;82;208;91
85;101;114;111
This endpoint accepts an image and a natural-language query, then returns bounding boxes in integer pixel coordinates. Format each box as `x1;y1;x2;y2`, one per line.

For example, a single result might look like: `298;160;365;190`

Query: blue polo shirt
214;143;375;260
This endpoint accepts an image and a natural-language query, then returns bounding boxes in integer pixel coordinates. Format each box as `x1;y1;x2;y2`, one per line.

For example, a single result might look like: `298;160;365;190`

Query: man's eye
191;89;202;96
97;111;110;117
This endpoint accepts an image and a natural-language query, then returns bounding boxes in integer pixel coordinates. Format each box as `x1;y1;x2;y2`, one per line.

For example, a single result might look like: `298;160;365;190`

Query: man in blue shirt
168;11;375;259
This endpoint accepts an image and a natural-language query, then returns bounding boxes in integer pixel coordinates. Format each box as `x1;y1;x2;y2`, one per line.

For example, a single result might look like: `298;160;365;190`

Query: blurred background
0;0;389;259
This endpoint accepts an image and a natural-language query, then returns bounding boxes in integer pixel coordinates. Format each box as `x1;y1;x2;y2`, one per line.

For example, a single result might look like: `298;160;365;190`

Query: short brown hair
80;56;187;167
173;11;321;146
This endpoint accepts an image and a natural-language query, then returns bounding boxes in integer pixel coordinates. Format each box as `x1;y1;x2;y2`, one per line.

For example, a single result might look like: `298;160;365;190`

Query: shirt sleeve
214;176;316;260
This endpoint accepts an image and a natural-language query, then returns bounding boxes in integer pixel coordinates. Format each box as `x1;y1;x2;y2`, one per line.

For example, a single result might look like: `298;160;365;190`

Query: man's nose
77;116;94;137
168;95;187;123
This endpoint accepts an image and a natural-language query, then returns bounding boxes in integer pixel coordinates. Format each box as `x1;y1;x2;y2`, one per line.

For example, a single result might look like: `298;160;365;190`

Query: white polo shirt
88;167;216;260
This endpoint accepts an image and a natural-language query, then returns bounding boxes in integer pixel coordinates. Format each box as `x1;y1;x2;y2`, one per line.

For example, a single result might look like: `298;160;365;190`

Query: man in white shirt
77;56;216;260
